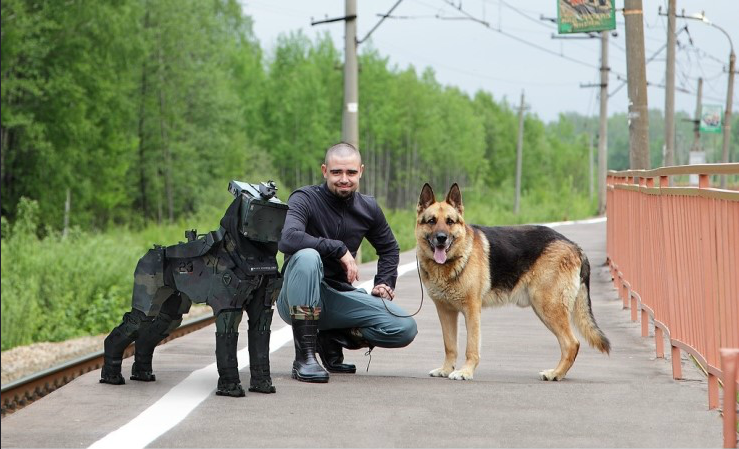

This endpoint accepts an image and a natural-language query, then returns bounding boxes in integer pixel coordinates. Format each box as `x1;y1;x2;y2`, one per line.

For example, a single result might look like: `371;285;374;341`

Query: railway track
0;314;216;417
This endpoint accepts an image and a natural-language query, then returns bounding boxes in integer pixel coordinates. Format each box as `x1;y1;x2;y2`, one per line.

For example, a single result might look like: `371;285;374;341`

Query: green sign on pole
700;104;723;133
557;0;616;34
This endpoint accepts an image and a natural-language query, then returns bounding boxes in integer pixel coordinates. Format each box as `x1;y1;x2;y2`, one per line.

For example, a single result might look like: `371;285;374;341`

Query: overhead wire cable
359;0;405;44
608;25;689;98
438;0;626;77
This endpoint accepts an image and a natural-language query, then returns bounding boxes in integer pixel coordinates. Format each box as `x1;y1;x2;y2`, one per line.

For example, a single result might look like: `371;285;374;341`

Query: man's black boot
316;329;367;373
215;332;245;397
291;318;329;383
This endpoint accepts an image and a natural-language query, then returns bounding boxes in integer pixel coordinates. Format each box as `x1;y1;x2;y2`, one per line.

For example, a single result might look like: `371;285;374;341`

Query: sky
242;0;739;123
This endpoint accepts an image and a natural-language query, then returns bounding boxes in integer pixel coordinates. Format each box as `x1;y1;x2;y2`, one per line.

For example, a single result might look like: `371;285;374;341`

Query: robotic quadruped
100;181;288;397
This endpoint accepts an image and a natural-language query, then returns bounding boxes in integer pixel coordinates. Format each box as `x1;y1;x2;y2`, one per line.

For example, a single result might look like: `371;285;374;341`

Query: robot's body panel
131;248;170;316
170;242;262;315
102;181;287;397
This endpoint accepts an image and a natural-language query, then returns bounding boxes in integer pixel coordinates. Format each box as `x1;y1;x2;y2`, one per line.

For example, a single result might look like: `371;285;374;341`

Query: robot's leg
215;308;245;397
245;293;276;394
101;309;146;385
131;293;186;382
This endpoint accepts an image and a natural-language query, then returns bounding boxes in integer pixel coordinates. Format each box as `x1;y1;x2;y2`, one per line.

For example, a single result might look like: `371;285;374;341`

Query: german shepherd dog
416;183;610;381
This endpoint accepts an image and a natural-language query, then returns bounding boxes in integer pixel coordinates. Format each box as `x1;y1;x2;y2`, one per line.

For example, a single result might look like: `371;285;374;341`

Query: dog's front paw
429;367;453;377
448;369;473;380
538;369;562;381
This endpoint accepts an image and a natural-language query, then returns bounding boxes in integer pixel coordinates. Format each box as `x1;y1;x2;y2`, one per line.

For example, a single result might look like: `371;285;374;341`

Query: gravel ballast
1;305;212;385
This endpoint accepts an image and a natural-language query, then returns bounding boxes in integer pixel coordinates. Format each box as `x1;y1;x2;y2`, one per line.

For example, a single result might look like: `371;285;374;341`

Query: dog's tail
573;253;611;354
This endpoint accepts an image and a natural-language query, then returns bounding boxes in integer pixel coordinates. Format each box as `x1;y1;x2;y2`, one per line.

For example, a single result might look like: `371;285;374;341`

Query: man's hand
371;283;395;300
340;250;359;284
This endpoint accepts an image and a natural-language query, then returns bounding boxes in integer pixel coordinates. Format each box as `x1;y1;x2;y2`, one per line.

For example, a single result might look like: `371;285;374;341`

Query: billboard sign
699;104;723;134
557;0;616;34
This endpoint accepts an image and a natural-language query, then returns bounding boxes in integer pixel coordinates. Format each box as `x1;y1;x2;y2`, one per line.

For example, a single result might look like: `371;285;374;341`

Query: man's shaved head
325;142;361;165
322;142;364;198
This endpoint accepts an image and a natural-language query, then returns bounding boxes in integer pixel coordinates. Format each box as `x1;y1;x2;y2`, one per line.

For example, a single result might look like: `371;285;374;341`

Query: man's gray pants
277;249;417;348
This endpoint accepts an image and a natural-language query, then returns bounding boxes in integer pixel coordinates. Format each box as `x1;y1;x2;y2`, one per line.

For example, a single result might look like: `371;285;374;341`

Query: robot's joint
255;308;273;332
121;309;147;338
216;309;243;333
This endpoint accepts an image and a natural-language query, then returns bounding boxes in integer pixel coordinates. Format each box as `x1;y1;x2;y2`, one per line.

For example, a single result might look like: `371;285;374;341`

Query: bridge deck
0;220;723;447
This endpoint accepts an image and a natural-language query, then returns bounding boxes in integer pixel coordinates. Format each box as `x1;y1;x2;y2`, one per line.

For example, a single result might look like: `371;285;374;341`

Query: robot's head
227;180;288;243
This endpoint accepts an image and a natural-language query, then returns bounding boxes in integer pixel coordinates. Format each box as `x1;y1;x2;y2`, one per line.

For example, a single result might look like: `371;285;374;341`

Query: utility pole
664;0;676;167
669;10;735;186
683;77;702;184
624;0;650;169
62;188;71;239
310;1;360;149
514;91;528;214
343;0;360;262
598;31;609;214
721;51;735;188
312;1;403;263
567;30;609;214
342;0;359;149
691;77;703;153
311;1;360;260
589;134;594;202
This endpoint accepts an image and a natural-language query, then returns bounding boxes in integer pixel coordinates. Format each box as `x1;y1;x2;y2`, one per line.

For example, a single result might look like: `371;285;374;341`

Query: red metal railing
606;163;739;448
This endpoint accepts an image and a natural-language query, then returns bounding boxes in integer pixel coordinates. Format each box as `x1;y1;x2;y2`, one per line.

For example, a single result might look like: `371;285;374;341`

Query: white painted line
89;326;293;449
90;262;418;449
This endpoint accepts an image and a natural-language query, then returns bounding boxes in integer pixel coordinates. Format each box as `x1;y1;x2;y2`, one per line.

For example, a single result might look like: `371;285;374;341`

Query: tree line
6;0;733;235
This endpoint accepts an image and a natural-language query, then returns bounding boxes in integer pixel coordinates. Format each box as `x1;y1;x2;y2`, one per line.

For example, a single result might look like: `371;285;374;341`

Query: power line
358;0;404;44
437;0;627;77
608;25;692;98
374;37;575;87
499;0;555;31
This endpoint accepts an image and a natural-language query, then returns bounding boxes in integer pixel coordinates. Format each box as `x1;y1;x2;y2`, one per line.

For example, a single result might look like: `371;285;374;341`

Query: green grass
2;187;596;351
1;198;227;351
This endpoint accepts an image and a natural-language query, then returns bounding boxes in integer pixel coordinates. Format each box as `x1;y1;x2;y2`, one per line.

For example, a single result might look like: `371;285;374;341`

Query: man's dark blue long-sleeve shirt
278;183;399;291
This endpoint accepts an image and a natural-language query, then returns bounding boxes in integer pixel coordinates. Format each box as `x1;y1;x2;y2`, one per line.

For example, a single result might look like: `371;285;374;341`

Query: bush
0;198;225;350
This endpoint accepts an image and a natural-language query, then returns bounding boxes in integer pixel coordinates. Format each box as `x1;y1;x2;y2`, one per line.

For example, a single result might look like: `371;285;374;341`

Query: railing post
671;345;683;380
658;173;683;380
720;349;739;448
641;304;649;336
698;173;709;189
631;291;638;322
641;176;656;338
631;177;646;324
655;327;665;358
698;173;721;410
655;175;669;359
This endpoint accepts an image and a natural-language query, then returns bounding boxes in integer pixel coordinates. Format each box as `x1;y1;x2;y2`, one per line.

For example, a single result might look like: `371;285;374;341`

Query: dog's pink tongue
433;247;447;264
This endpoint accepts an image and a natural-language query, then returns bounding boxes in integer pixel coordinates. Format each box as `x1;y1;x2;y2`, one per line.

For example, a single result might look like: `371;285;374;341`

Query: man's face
322;153;364;198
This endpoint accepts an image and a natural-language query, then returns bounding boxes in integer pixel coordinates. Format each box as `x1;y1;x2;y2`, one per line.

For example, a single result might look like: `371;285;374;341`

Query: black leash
364;258;426;372
378;258;425;318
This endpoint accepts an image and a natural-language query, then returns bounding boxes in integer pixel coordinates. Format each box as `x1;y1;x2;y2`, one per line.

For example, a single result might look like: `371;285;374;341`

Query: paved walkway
0;220;724;447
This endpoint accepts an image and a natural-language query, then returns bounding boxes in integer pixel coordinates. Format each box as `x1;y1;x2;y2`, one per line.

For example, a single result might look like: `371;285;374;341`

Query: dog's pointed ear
417;183;436;213
445;183;464;214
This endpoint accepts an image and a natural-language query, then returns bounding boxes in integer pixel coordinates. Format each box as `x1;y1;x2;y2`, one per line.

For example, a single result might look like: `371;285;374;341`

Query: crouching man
277;142;418;383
